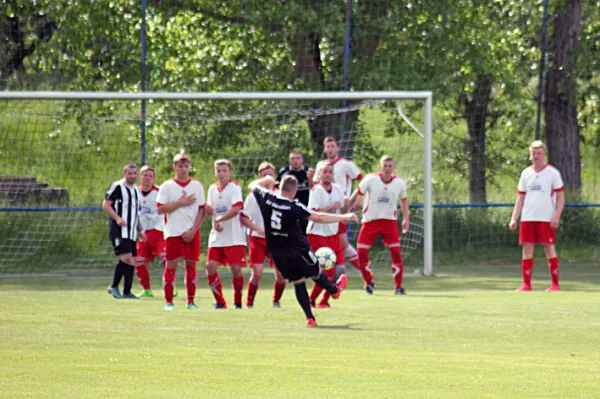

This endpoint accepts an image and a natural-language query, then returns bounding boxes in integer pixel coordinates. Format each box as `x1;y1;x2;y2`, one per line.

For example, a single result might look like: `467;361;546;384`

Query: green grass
1;266;600;398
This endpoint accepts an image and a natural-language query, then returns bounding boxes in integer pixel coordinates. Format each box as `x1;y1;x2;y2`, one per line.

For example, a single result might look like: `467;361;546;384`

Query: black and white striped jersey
105;179;142;241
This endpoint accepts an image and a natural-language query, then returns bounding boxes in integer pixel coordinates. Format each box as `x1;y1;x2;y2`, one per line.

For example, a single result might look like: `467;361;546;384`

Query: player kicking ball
349;155;410;295
251;175;357;327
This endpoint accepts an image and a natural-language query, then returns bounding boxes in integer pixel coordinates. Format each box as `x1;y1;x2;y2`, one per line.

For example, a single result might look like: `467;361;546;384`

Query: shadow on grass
316;323;362;330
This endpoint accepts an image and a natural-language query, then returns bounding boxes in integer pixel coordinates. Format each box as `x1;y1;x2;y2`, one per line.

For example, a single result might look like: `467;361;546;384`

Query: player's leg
381;221;404;294
292;277;318;327
272;266;286;308
206;247;227;308
135;236;153;297
356;222;377;293
184;259;199;309
225;246;246;309
307;235;325;306
246;237;264;308
108;238;127;298
120;241;138;298
339;223;361;273
163;236;182;309
517;222;536;291
318;236;346;307
540;222;560;291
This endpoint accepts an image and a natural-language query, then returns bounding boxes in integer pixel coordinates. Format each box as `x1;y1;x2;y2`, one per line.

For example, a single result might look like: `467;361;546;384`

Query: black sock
312;272;339;295
294;281;314;320
122;263;135;295
111;260;125;288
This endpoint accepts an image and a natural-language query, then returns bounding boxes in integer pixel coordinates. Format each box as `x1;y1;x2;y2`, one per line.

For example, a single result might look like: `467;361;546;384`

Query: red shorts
137;229;165;263
338;222;348;234
208;245;247;267
307;234;345;266
519;221;556;245
249;236;274;267
357;219;400;247
165;231;201;262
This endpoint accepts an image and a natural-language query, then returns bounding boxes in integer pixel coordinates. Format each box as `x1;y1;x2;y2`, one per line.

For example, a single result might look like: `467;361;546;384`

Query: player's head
323;136;339;159
214;159;233;183
280;175;298;198
172;153;191;180
288;149;304;170
140;165;155;187
529;140;546;165
380;155;395;176
319;163;334;184
122;164;138;185
257;161;276;178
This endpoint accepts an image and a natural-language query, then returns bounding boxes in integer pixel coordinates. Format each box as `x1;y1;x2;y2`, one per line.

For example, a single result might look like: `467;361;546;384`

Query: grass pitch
1;266;599;399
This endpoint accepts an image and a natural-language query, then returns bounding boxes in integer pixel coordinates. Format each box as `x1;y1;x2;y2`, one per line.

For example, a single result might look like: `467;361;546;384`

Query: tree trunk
544;0;581;193
462;75;492;204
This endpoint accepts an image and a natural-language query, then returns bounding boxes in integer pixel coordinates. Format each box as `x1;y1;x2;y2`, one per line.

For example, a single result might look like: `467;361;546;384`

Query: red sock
357;247;374;284
207;272;226;305
232;276;244;306
163;267;176;304
309;284;323;303
390;246;404;289
273;281;286;303
136;264;151;290
350;258;360;270
246;282;259;306
521;258;534;285
185;264;197;305
548;257;559;285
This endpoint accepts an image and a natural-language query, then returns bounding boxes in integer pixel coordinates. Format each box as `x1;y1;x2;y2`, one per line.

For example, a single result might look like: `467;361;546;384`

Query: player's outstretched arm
309;212;359;224
509;194;525;230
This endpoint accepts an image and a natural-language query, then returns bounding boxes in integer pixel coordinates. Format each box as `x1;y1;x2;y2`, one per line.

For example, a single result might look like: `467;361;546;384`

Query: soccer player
313;136;363;278
509;140;564;292
103;164;145;299
157;154;206;310
277;149;314;233
205;159;247;309
349;155;409;295
242;162;287;308
306;163;347;308
134;165;165;298
251;174;357;327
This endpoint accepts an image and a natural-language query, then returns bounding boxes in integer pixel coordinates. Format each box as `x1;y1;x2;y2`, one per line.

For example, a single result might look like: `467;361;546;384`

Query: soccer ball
315;247;336;270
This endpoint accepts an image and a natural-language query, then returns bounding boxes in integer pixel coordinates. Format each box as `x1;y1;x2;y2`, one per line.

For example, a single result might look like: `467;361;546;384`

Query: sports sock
246;282;259;306
390;246;404;289
135;264;151;290
163;267;176;304
111;260;125;288
122;263;135;294
273;281;286;303
344;245;359;263
521;258;534;285
232;275;244;306
357;247;374;284
207;272;226;305
312;271;338;295
548;257;559;285
185;264;197;305
309;283;323;303
294;281;315;320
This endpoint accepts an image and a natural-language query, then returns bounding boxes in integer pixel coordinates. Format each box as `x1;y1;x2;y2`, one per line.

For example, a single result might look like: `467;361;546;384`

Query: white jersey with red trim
207;181;246;247
357;173;407;223
517;164;564;222
156;179;206;239
314;157;362;198
306;183;344;237
139;185;163;232
243;188;278;238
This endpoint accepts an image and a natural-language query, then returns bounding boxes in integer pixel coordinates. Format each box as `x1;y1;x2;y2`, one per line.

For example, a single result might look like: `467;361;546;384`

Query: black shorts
111;238;137;256
271;249;320;282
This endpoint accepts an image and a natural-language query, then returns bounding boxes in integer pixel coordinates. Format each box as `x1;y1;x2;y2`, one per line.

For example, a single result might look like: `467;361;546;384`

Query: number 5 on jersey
271;210;282;230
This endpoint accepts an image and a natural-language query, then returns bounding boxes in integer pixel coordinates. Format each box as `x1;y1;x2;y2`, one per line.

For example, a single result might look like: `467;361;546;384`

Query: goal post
0;91;433;276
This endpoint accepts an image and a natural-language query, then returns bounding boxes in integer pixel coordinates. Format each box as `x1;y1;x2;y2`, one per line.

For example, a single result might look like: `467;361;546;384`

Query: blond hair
140;165;155;175
214;159;233;170
257;162;275;175
380;155;395;165
529;140;546;151
173;153;191;165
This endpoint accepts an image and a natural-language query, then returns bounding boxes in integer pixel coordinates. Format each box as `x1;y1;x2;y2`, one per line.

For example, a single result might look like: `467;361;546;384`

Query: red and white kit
206;181;247;266
244;191;274;267
517;164;564;245
137;184;164;261
356;173;407;290
156;178;205;261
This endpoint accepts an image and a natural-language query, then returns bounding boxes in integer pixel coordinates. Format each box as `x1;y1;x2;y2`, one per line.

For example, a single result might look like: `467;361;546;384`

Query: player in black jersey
251;175;358;327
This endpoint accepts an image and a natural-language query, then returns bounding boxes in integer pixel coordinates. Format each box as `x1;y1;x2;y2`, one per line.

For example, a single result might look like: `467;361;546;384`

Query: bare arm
240;215;265;236
550;191;565;229
319;201;342;213
181;207;206;243
102;199;126;226
216;206;241;224
308;212;358;224
307;168;315;189
249;175;276;191
348;189;362;211
400;197;410;233
509;194;525;230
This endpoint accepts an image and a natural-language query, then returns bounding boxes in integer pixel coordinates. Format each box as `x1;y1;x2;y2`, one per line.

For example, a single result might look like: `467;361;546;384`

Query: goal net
0;92;433;275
